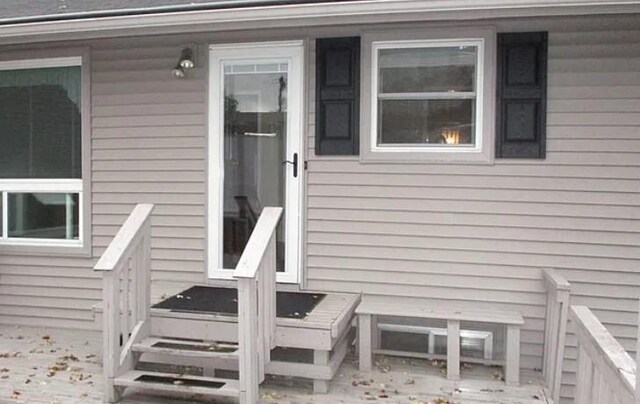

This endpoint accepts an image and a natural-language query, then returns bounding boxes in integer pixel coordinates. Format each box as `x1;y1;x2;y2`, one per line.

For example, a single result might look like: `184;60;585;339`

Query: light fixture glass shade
179;48;194;69
180;59;194;69
172;65;185;78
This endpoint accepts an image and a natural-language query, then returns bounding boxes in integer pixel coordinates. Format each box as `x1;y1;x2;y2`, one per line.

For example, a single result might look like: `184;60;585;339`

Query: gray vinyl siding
91;41;208;284
305;19;640;403
0;13;637;403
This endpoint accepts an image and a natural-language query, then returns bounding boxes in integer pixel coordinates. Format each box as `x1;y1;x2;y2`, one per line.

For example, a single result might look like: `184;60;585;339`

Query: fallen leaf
59;354;79;362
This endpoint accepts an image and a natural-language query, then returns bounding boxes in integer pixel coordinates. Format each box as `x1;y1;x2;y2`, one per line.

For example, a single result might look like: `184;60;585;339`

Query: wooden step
114;370;239;398
132;337;239;359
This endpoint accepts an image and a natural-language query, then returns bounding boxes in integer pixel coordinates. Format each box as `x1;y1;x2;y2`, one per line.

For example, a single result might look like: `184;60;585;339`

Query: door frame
207;40;305;284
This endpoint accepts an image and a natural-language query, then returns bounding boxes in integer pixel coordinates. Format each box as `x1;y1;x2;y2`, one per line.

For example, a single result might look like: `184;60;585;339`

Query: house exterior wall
0;13;638;402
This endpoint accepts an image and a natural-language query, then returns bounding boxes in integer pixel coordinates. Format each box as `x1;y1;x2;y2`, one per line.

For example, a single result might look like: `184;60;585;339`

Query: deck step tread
133;337;239;359
114;370;240;397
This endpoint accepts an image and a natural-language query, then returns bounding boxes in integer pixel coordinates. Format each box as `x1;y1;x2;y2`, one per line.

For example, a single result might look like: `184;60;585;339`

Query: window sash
0;179;82;246
371;38;484;153
378;92;476;100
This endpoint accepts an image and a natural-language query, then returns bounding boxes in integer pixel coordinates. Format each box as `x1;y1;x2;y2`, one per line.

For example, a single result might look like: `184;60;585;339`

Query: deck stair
94;204;283;403
112;337;244;399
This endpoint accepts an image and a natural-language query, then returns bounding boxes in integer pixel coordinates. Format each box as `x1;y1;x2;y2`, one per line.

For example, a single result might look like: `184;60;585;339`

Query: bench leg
359;314;373;371
313;350;330;393
505;325;520;386
447;320;460;381
428;332;435;354
372;315;380;350
484;334;493;360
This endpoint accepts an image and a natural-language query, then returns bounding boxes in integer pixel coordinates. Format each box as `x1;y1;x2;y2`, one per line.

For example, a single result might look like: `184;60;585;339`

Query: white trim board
0;57;81;70
0;1;638;44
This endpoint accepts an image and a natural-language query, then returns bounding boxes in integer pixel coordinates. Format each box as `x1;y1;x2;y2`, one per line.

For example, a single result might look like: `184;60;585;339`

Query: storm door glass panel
222;62;287;270
8;193;79;239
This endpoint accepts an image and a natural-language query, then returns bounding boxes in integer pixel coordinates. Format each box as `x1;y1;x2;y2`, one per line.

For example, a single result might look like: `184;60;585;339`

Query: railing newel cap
542;268;571;291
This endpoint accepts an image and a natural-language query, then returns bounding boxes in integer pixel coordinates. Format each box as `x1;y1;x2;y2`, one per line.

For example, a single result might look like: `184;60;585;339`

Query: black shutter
315;37;360;155
496;32;548;158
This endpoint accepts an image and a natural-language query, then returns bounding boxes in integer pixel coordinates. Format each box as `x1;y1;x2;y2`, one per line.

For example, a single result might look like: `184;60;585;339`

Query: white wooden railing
94;204;154;402
571;304;639;404
233;207;282;404
542;268;571;403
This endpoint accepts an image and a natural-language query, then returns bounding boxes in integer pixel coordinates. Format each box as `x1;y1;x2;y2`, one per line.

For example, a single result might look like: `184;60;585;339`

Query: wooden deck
0;325;552;403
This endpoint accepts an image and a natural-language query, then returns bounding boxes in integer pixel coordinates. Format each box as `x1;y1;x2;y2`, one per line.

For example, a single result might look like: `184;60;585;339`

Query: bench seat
356;301;524;386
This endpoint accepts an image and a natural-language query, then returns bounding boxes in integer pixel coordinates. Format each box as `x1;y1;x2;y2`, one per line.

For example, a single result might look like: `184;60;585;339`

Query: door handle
282;153;298;178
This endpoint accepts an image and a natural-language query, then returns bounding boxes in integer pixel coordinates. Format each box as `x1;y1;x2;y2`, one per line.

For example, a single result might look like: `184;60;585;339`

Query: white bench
356;301;524;386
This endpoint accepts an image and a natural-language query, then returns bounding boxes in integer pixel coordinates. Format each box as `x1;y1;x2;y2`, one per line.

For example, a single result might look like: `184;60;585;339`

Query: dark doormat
152;286;325;319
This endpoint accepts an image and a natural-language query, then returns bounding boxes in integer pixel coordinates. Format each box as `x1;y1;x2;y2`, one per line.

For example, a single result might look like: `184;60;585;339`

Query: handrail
95;203;154;271
541;268;570;403
233;207;283;279
234;206;282;404
571;305;636;404
94;203;154;402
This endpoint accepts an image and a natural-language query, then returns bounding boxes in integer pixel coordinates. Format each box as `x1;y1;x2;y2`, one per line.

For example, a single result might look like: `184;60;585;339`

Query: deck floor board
0;325;551;403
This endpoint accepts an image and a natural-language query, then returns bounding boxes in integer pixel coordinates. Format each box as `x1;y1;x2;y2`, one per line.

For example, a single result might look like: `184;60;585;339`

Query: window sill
0;241;91;258
360;147;494;164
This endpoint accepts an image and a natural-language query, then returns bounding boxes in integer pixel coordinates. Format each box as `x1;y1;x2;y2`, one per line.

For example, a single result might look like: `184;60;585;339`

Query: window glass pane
8;193;79;240
378;99;475;145
379;46;476;93
0;66;81;179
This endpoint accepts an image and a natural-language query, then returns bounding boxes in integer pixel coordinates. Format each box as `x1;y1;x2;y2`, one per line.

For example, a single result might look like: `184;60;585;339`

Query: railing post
103;270;121;402
553;288;569;403
238;277;259;404
542;268;571;403
233;207;282;403
635;298;640;403
94;204;154;403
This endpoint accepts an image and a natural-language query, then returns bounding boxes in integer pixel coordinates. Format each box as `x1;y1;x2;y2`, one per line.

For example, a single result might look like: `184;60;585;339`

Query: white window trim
0;53;89;251
360;27;496;164
0;56;82;71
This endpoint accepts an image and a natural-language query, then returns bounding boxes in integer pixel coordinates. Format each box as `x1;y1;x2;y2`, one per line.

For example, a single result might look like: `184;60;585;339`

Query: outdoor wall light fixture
172;47;195;78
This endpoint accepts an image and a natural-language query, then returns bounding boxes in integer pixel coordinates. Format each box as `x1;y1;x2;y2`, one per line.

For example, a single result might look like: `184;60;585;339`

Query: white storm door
208;41;304;284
